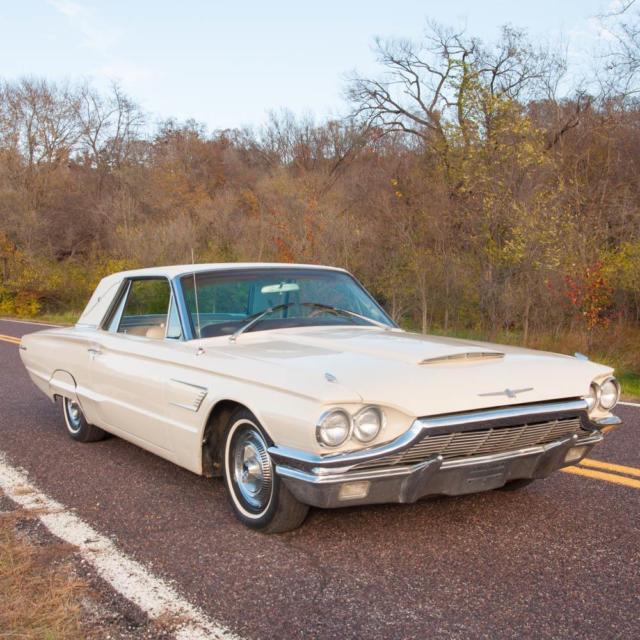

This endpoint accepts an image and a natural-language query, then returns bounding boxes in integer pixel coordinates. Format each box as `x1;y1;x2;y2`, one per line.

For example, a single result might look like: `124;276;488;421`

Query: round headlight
585;382;600;413
316;409;351;447
599;377;620;410
353;406;383;443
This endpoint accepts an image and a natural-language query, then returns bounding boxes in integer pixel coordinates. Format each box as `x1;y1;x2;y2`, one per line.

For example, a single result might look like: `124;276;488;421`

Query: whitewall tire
222;408;309;533
62;396;108;443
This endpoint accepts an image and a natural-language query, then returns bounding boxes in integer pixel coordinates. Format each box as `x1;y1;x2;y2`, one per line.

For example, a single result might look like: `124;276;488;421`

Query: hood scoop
419;351;505;365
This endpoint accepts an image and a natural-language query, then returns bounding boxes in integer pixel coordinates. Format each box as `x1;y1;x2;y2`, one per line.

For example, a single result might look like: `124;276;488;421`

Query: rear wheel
222;408;309;533
62;397;108;443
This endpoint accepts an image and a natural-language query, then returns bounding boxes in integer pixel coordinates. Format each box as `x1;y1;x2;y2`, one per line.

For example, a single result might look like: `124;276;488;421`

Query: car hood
202;326;611;417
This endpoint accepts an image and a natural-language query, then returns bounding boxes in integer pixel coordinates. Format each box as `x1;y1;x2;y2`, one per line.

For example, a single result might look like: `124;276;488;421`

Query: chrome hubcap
66;399;82;431
232;428;273;511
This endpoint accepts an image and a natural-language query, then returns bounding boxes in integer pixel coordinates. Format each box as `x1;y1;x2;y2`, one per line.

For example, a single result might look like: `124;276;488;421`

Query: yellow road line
579;458;640;479
562;465;640;489
0;334;21;345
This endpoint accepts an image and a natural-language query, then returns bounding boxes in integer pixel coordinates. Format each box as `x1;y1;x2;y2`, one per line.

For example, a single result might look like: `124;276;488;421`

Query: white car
19;263;622;532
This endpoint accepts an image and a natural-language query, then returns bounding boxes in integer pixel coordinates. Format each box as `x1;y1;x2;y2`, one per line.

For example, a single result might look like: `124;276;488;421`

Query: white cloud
47;0;158;93
48;0;84;18
47;0;123;55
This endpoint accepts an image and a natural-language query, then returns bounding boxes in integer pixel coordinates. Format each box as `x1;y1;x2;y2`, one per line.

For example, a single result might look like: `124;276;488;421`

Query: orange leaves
563;262;615;331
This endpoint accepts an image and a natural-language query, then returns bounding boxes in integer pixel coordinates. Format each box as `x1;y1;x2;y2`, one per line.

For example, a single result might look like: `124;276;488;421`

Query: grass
0;505;91;640
618;371;640;400
0;311;78;326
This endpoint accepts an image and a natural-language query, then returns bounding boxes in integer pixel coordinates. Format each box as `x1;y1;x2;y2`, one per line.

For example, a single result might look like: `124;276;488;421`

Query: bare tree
599;0;640;96
2;78;79;170
347;24;561;156
76;82;144;172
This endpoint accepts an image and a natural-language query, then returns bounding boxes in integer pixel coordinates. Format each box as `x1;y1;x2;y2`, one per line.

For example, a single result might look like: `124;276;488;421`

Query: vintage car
19;263;622;532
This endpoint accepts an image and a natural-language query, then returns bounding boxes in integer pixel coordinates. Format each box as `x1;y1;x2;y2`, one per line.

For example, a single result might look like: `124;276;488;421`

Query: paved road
1;319;639;639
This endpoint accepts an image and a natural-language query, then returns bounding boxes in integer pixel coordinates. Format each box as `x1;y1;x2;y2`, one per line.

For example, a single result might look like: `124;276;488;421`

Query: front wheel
62;397;108;442
222;409;309;533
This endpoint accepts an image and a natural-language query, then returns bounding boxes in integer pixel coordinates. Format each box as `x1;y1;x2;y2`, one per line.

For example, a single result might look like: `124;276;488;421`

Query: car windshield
180;268;394;339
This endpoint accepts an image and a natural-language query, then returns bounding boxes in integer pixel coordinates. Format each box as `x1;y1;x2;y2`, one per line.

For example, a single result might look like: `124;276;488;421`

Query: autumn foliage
0;20;640;357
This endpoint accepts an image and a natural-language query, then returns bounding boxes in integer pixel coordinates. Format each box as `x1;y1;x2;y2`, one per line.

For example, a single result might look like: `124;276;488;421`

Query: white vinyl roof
109;262;345;280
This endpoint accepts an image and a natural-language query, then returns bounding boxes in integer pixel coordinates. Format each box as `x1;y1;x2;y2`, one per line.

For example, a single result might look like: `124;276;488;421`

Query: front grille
355;417;588;470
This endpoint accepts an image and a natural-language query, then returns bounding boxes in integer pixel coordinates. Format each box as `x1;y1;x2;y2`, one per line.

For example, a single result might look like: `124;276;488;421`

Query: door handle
87;347;102;358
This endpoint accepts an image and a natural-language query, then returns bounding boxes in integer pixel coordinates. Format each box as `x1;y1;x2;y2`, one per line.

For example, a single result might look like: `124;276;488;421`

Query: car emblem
478;387;534;398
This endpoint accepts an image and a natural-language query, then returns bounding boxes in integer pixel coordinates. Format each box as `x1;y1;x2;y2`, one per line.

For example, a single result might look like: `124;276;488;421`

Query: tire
62;396;108;443
222;408;309;533
497;478;535;491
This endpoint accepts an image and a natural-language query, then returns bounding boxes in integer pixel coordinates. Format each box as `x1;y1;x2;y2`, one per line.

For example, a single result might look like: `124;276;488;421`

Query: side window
166;295;182;340
116;279;171;339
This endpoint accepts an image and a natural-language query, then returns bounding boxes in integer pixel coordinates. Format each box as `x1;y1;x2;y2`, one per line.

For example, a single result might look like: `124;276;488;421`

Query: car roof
77;263;349;328
110;262;347;279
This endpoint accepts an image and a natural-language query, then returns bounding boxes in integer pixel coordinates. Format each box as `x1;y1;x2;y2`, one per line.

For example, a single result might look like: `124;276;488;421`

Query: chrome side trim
168;379;208;412
268;399;591;471
169;378;208;391
169;399;207;412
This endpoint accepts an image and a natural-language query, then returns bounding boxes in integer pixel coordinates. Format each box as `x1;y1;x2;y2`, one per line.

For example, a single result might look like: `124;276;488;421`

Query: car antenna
191;248;202;341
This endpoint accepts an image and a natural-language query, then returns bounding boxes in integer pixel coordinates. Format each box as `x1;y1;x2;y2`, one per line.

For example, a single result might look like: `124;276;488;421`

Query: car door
88;277;183;452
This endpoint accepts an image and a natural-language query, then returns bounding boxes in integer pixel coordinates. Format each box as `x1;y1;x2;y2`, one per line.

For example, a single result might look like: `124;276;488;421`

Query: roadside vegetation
0;507;90;639
1;9;640;394
0;494;185;639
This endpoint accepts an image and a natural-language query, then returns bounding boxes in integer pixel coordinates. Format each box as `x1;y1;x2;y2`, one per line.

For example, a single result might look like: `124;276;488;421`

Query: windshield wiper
229;303;293;342
306;303;392;331
229;302;390;342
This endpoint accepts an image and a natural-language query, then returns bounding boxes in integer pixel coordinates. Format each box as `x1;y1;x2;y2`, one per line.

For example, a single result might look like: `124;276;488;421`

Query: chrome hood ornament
478;387;534;399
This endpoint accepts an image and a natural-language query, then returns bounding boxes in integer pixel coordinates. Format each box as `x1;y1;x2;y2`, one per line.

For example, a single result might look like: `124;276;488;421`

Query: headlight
353;406;383;443
599;377;620;410
585;382;600;413
316;409;351;447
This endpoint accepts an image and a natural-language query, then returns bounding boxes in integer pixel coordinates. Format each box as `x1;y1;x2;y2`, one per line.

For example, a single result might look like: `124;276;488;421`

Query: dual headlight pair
316;406;384;447
586;377;620;413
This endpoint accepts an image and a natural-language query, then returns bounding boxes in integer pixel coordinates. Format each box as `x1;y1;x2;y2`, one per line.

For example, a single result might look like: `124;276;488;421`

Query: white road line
0;453;240;640
619;401;640;408
0;317;62;327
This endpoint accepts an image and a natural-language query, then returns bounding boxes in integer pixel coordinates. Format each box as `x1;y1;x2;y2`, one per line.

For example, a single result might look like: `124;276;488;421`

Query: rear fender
49;370;78;402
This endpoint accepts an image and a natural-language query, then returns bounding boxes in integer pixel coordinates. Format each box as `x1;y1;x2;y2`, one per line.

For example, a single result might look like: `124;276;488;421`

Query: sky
0;0;623;131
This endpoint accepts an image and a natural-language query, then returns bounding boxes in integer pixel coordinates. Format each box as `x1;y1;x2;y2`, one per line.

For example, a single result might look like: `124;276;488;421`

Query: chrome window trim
101;280;131;332
164;290;185;341
171;267;397;342
171;276;194;341
99;279;130;331
99;276;177;340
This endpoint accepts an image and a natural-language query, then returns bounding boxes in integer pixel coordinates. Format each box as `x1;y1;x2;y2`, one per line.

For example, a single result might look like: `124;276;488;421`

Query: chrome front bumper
269;400;620;509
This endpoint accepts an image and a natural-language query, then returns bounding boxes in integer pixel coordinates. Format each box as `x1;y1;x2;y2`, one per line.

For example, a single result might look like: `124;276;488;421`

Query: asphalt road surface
1;319;639;640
